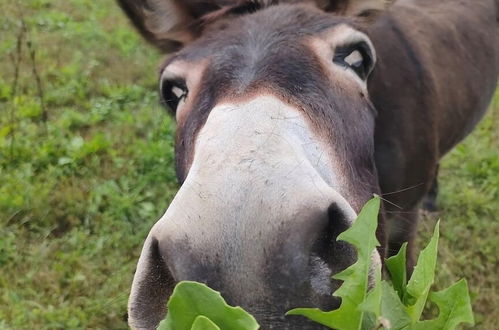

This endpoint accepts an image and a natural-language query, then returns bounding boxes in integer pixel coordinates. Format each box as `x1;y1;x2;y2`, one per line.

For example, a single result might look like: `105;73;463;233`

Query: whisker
381;182;426;196
373;193;403;210
384;210;420;215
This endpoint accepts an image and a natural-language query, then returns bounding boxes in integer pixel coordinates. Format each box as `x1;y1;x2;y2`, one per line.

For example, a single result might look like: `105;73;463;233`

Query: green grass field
0;1;497;329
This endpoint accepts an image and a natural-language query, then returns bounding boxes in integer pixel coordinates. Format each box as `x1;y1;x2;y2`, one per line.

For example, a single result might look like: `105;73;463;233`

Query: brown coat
118;0;499;328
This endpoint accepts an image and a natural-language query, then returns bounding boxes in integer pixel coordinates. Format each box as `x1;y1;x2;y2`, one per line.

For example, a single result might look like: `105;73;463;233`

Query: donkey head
119;0;384;328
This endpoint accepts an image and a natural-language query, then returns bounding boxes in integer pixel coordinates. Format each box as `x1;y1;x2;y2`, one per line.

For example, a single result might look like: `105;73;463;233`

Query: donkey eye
160;79;188;113
333;42;373;80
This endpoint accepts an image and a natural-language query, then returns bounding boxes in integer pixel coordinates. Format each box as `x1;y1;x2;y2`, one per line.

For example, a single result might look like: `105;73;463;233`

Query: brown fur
118;0;498;328
368;0;499;263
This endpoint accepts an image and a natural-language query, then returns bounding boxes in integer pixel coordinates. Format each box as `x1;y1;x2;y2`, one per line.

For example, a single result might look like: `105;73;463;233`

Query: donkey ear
117;0;223;52
316;0;388;16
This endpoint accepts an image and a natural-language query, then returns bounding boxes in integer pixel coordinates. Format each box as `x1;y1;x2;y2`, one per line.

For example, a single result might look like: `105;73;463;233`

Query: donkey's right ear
117;0;222;52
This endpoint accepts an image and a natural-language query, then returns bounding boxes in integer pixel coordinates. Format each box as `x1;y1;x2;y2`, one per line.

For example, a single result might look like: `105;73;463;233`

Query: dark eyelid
334;41;371;62
168;78;187;91
334;44;357;58
160;75;187;96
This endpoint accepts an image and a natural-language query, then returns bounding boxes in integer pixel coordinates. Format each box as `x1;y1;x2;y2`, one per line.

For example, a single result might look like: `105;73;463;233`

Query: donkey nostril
313;204;351;254
327;203;353;238
311;203;357;276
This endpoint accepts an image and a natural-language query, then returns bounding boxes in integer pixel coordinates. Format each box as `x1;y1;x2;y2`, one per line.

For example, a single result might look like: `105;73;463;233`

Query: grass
0;1;175;328
0;0;497;329
417;92;499;330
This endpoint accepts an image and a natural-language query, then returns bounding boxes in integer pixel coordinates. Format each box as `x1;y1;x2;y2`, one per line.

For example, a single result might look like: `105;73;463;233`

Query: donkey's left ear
315;0;388;16
117;0;224;52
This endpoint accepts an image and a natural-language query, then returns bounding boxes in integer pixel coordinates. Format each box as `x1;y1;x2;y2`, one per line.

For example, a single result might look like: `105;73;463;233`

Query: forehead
170;4;354;63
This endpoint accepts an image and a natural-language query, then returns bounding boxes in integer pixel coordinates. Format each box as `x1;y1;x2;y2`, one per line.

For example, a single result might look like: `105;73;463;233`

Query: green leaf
410;279;474;330
359;262;382;329
191;316;221;330
386;242;407;300
380;281;411;330
157;281;259;330
405;221;439;322
287;197;381;330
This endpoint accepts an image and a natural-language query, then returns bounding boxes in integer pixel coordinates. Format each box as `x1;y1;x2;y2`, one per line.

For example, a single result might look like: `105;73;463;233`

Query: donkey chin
128;96;381;329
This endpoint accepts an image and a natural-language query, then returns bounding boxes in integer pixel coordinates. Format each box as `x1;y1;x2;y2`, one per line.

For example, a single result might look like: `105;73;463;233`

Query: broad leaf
380;281;411;330
287;197;381;330
157;281;259;330
386;242;407;300
405;222;439;322
156;209;474;330
410;279;474;330
359;262;382;329
191;316;221;330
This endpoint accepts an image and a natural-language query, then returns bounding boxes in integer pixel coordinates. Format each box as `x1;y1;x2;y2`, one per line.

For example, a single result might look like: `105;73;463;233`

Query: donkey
118;0;499;328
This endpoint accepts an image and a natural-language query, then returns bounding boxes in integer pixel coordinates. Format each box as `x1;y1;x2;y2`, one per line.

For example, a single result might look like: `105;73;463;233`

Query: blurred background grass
0;0;497;329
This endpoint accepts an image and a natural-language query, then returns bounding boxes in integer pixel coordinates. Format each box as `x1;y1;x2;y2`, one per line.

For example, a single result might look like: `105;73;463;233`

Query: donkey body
369;0;499;265
118;0;498;328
